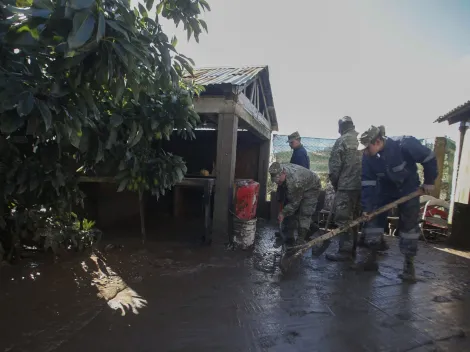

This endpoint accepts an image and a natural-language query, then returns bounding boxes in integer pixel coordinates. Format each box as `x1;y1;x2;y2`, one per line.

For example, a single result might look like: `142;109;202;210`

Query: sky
135;0;470;141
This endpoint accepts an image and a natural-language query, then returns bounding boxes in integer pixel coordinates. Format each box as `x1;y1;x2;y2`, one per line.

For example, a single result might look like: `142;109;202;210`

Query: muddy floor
1;220;470;352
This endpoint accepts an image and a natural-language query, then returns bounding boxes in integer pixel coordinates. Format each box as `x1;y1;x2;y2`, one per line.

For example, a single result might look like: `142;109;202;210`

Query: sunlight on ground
82;254;148;316
434;247;470;259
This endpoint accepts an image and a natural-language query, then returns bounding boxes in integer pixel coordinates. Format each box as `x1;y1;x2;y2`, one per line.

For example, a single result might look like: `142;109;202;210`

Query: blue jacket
361;136;438;212
290;145;310;169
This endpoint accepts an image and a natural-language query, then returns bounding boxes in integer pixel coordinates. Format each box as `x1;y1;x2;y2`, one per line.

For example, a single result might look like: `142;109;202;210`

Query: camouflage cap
357;125;381;150
287;131;301;142
268;162;283;176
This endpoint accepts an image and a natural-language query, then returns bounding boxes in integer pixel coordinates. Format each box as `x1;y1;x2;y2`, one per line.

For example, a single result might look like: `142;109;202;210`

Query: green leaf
107;20;130;42
187;25;193;41
69;0;95;10
81;89;99;119
70;130;81;148
68;11;96;49
171;35;177;47
199;0;211;11
36;99;52;131
127;121;138;145
119;40;151;67
95;141;104;163
175;56;193;75
156;1;164;14
199;19;208;33
106;128;118;149
115;77;125;103
17;91;34;117
0;113;25;134
117;178;129;192
110;113;123;127
130;80;141;101
138;3;148;17
112;42;129;67
96;12;105;42
130;124;143;148
145;0;154;11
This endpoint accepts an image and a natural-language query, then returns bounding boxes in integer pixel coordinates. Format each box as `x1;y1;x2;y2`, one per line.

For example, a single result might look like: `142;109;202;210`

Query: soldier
275;132;310;238
356;125;438;282
269;162;321;246
325;116;362;262
287;131;310;169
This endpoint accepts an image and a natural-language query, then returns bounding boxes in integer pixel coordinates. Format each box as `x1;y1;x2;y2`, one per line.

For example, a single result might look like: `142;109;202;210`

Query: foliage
0;0;210;260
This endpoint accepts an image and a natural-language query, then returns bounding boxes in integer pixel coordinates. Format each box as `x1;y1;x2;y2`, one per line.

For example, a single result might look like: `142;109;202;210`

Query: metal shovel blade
310;229;332;257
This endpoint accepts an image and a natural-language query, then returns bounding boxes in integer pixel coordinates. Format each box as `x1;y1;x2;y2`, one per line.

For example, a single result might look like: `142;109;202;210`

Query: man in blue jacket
288;131;310;169
357;125;437;282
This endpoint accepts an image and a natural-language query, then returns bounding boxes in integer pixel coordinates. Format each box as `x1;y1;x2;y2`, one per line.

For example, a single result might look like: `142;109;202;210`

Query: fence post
432;137;446;199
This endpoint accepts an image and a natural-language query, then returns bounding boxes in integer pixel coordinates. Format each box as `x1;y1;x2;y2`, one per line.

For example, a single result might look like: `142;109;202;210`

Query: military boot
398;255;416;282
351;250;379;271
326;237;354;262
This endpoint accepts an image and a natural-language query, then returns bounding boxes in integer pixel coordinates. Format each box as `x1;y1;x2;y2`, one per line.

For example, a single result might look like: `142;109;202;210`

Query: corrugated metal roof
436;100;470;124
185;65;278;132
187;66;267;86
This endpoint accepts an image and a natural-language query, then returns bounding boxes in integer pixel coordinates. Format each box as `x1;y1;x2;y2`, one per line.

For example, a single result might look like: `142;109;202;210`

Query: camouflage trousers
334;190;361;252
363;194;420;256
284;188;320;239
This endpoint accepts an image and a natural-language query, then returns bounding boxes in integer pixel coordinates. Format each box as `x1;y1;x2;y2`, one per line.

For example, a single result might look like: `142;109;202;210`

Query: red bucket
233;179;260;221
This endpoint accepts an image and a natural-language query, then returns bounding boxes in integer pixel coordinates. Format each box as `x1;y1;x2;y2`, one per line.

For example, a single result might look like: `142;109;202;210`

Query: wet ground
1;219;470;351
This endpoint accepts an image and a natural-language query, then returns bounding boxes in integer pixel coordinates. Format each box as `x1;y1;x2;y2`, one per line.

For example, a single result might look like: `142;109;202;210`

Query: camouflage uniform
269;162;321;244
323;182;335;211
326;117;362;261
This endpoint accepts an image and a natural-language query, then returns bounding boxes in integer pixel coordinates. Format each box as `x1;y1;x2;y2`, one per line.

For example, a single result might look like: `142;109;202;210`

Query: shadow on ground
1;219;470;352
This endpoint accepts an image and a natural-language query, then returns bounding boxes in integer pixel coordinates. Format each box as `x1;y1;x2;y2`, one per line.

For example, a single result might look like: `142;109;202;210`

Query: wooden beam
193;96;235;115
432;137;446;199
257;139;270;216
236;93;271;140
249;80;256;103
257;78;272;125
212;113;238;244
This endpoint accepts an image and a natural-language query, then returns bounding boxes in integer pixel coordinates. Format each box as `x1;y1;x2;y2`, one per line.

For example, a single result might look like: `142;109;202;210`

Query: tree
0;0;210;261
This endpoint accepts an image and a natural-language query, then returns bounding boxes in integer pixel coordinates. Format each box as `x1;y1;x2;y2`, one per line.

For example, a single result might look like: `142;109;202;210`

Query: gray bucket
232;217;257;249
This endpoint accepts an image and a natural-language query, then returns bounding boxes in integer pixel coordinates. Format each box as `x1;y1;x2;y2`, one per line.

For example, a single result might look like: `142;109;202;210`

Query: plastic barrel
233;179;260;220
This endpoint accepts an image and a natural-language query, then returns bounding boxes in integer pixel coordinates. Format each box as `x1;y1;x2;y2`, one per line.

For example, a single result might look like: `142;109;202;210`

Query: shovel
309;192;337;257
280;188;424;273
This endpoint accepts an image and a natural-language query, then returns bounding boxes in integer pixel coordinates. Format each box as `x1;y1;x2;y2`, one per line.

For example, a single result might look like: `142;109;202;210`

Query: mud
1;220;470;351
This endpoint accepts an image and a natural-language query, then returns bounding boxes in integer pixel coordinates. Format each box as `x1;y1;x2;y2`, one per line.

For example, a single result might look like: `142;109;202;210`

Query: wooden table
173;177;216;244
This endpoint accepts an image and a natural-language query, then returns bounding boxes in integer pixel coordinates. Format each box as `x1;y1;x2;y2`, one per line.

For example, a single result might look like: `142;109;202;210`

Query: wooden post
212;113;238;244
257;139;270;217
432;137;446;199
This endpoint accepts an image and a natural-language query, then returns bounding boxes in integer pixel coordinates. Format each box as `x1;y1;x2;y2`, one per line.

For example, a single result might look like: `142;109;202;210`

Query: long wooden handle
288;188;424;261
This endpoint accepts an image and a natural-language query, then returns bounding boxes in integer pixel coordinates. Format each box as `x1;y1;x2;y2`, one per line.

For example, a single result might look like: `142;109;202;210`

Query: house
187;66;278;243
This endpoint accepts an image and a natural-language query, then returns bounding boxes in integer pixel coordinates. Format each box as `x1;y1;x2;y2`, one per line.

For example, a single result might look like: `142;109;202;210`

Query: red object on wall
233;179;260;220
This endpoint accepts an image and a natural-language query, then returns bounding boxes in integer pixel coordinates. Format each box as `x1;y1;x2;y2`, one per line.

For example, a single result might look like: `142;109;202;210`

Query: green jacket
328;127;361;191
280;163;321;217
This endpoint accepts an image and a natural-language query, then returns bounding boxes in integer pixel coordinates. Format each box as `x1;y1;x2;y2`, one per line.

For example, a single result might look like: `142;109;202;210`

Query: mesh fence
271;134;456;200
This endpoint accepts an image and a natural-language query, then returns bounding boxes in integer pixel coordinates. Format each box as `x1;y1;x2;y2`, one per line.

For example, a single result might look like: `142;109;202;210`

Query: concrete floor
1;220;470;351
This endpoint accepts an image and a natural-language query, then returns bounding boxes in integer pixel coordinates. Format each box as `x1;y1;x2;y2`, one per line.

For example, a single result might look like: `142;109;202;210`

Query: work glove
421;184;434;195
